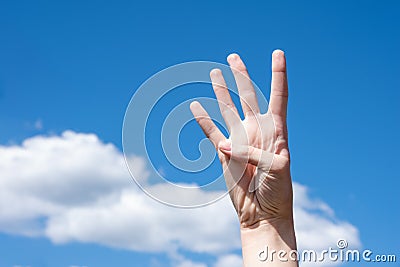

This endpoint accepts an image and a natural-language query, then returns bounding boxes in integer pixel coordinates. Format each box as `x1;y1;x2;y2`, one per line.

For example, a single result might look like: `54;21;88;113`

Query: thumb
218;140;274;171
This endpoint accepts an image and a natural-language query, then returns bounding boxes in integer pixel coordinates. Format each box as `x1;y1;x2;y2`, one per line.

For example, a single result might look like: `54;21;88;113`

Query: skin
190;50;298;266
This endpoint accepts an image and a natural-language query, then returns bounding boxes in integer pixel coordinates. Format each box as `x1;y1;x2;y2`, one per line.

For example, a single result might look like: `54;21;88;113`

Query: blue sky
0;1;399;266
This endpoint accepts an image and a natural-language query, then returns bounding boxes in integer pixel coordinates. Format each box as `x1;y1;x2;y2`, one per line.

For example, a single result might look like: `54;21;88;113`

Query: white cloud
0;131;361;266
214;254;242;267
45;187;240;254
175;260;207;267
293;183;361;251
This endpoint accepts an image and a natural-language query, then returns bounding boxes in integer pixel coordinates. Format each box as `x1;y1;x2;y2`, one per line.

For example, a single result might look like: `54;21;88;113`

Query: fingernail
219;140;231;151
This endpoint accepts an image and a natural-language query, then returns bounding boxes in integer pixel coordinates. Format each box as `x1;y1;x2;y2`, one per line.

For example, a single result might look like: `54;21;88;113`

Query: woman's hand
190;50;292;227
190;50;297;266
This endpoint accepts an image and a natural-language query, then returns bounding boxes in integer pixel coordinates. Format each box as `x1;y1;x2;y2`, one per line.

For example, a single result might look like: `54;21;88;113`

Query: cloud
214;254;242;267
0;131;361;266
294;183;360;251
45;187;240;254
175;260;207;267
177;262;206;267
0;131;130;236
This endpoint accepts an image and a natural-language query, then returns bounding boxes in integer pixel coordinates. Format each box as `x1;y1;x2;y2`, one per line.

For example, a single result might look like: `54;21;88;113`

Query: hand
190;50;297;266
190;50;292;228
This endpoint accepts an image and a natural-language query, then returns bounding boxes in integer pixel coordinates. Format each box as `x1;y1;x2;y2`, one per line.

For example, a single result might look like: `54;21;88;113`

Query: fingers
218;140;274;171
190;101;226;148
227;54;260;116
269;50;288;120
210;69;240;131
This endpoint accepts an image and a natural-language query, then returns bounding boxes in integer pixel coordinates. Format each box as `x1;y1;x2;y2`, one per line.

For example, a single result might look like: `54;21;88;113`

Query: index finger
269;50;288;120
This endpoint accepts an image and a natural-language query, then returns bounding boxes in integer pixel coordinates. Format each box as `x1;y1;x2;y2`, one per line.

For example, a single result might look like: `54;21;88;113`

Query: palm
191;51;293;227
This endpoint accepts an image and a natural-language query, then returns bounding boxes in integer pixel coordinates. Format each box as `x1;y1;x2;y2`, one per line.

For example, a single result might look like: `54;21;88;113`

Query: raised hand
190;50;297;266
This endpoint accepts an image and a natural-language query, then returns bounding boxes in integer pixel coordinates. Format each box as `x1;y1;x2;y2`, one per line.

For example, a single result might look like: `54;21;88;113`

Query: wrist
240;218;298;267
